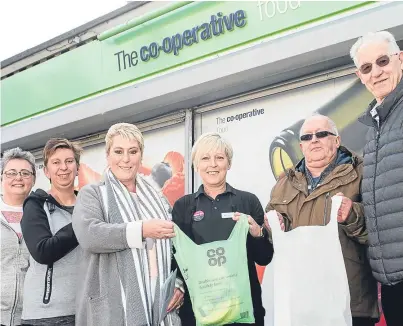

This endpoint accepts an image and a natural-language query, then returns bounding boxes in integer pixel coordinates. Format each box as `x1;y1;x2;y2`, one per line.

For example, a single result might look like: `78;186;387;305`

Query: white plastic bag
266;196;352;326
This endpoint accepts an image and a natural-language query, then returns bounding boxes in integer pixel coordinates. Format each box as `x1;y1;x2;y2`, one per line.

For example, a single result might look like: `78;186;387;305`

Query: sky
0;0;130;61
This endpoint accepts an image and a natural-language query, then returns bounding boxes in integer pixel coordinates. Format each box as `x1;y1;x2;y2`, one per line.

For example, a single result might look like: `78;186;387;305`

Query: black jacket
21;189;78;265
172;185;274;325
358;77;403;285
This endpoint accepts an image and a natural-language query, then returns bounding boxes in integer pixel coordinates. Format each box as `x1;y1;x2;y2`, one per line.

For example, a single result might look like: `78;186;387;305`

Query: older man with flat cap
351;30;403;326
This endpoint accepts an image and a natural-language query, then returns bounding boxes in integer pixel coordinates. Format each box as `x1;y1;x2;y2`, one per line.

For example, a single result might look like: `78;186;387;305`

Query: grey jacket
72;183;128;326
1;215;29;326
359;77;403;285
72;182;181;326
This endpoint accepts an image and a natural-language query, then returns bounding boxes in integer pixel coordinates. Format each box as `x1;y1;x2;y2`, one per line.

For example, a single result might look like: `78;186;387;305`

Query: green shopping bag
172;214;254;326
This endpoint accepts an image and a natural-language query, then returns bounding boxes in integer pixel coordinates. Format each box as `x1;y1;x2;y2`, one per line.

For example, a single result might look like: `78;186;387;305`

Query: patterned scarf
103;169;180;326
305;159;337;194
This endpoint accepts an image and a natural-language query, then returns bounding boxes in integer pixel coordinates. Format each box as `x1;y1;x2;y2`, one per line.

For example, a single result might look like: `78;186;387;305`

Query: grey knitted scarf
104;169;180;326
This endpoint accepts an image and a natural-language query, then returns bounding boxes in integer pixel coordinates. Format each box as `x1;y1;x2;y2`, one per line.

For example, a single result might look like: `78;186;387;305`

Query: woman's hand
142;220;175;239
233;212;261;237
166;288;184;312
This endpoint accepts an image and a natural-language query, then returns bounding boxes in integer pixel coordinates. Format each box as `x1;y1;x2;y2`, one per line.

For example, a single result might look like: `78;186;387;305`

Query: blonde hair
191;132;233;168
350;31;401;67
105;123;144;155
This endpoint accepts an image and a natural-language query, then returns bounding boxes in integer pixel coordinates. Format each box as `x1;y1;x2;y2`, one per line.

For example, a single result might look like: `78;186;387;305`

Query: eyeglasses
2;169;34;179
358;53;398;75
300;131;336;142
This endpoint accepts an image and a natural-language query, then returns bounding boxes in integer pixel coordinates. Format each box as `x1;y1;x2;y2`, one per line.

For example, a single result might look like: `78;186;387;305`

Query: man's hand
264;211;285;232
334;192;353;223
166;288;184;312
233;212;261;237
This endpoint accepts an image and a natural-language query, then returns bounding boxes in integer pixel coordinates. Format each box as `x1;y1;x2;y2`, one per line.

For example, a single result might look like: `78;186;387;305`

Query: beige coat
267;147;379;319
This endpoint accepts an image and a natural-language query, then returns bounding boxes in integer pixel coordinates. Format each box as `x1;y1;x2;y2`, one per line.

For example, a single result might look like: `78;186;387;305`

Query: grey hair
191;132;234;168
299;114;339;138
350;31;401;67
1;147;36;179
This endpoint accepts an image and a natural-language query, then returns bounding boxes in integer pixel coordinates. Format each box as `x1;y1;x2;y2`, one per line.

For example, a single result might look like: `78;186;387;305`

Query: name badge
221;212;234;219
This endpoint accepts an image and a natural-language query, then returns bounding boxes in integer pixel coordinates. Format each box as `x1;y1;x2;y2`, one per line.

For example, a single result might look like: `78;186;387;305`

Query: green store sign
1;1;371;126
113;9;247;70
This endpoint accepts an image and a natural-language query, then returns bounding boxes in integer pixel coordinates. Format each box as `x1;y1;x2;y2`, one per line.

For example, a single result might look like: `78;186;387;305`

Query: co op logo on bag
207;247;227;266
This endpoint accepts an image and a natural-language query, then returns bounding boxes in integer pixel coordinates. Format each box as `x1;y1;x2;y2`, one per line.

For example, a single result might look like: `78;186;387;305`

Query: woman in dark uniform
172;132;274;326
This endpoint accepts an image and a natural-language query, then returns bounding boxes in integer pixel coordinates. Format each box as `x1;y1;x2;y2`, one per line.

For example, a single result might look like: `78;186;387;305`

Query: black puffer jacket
358;77;403;285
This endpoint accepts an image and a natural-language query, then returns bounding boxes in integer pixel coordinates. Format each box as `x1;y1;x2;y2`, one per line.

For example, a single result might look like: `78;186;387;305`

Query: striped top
0;196;23;238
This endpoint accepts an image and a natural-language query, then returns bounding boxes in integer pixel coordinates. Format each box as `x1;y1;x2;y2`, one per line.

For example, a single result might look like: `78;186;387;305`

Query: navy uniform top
172;183;274;326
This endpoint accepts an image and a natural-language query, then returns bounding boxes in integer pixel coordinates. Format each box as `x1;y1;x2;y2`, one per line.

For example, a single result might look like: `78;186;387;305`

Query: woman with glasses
1;148;36;326
20;139;82;326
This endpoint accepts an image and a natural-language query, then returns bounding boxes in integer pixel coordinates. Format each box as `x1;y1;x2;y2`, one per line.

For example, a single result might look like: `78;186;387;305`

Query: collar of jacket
194;182;236;198
23;188;79;211
286;146;361;197
359;74;403;127
294;146;360;172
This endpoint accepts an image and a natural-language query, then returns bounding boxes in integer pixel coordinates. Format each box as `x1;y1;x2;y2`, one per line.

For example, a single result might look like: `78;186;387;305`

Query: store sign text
257;0;301;21
114;9;247;72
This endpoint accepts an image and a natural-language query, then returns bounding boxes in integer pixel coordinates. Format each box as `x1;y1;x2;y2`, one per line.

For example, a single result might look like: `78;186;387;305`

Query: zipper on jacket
10;239;22;326
373;128;388;282
9;274;18;326
323;192;330;225
1;220;23;326
372;128;380;220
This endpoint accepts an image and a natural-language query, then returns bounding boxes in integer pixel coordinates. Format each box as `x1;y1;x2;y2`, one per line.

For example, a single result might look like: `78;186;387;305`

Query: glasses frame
2;169;34;179
300;131;337;142
358;53;399;75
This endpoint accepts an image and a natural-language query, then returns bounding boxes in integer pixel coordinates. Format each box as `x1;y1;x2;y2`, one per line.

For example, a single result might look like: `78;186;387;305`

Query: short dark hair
43;138;83;167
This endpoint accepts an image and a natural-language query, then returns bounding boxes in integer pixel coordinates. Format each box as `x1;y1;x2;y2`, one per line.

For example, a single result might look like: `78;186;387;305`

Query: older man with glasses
351;31;403;326
265;114;379;326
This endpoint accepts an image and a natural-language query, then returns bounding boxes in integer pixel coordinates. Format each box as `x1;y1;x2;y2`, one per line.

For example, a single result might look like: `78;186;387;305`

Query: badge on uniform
221;212;234;219
193;210;205;222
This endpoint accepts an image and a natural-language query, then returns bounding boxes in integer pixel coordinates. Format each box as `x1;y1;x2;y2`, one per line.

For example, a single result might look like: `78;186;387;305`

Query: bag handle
267;210;283;235
268;196;343;234
329;195;343;226
172;224;197;249
227;214;248;241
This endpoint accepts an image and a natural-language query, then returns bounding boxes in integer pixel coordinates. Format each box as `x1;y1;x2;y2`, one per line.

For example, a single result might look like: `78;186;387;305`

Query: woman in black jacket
21;138;82;326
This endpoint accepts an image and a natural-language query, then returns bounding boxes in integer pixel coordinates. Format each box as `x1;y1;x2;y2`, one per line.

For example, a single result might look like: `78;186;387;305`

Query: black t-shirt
190;185;240;244
61;205;75;215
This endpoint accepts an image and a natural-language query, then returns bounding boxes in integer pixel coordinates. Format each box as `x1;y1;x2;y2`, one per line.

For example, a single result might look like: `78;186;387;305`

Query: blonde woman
72;123;183;326
172;132;274;326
